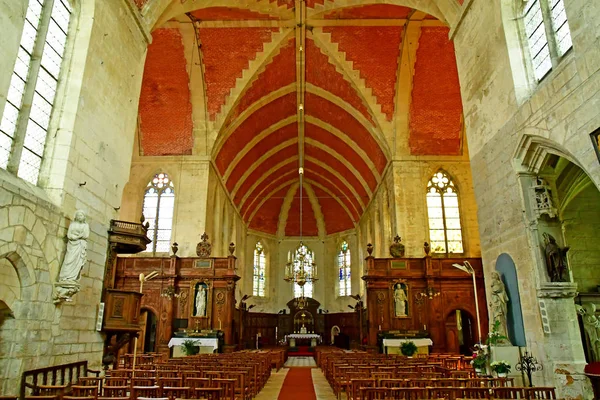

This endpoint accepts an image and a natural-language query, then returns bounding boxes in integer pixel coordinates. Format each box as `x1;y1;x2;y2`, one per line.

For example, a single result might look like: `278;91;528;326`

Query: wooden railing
20;361;99;399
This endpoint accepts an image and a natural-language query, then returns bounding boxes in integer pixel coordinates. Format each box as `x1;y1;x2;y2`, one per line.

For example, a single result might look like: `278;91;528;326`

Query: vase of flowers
491;360;511;377
471;352;488;375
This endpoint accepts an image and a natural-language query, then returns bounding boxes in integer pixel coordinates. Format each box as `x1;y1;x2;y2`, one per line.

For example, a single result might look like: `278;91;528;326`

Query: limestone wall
453;0;600;396
0;0;148;395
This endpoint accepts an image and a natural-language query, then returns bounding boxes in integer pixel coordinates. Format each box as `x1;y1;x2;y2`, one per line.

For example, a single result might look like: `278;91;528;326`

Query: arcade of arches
0;0;599;399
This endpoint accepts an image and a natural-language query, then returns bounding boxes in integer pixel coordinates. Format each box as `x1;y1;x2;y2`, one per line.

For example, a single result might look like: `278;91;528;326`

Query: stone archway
445;309;476;355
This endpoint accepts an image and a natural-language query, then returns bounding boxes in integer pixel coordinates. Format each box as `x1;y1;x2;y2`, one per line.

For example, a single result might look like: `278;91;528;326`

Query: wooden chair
388;387;429;400
212;379;235;400
461;387;491;399
101;386;129;398
523;387;556;399
70;386;98;399
131;385;160;399
428;387;462;399
25;397;58;400
360;387;390;400
131;378;156;387
192;387;222;400
348;379;376;400
379;379;407;389
160;386;189;400
98;397;129;400
492;387;526;399
63;396;95;400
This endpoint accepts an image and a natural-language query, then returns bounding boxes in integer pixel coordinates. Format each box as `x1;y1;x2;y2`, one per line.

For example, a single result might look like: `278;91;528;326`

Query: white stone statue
195;284;207;317
490;271;511;345
54;210;89;303
577;303;600;362
394;284;408;317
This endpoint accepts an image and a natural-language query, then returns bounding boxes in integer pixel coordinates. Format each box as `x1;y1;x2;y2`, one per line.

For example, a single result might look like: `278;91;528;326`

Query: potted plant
400;341;418;357
471;352;488;375
181;339;200;356
491;360;511;378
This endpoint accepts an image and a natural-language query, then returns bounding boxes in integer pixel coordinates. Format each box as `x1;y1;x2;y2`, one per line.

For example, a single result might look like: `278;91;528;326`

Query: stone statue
54;210;89;303
543;232;569;282
490;271;511;345
577;303;600;362
394;283;408;317
195;284;207;317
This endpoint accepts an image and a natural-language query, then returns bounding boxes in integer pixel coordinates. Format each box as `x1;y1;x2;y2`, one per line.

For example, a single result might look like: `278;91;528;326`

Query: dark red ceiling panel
305;122;376;191
226;38;295;125
226;123;297;192
306;39;374;125
139;28;193;156
199;27;278;119
190;7;278;20
249;186;289;235
409;27;463;155
322;26;402;121
285;186;319;237
215;92;297;174
241;167;297;218
305;93;386;173
324;5;413;19
311;186;354;234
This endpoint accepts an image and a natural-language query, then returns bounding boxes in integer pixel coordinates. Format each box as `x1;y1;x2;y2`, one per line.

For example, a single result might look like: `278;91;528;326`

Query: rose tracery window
338;241;351;297
142;173;175;253
426;171;463;254
253;241;266;297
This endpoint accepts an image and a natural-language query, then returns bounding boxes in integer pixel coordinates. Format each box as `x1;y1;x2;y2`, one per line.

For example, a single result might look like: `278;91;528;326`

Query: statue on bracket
389;235;405;258
543;232;570;282
54;210;90;303
393;282;409;318
196;232;212;258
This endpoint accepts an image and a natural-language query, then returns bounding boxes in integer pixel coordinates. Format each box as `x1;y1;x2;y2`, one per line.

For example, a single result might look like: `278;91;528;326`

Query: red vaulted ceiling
138;4;464;237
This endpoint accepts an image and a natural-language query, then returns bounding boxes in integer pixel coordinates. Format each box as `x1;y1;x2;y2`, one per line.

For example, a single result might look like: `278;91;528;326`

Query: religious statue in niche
393;283;409;318
543;232;570;282
389;235;405;258
489;271;511;345
54;210;90;303
191;281;210;318
577;303;600;362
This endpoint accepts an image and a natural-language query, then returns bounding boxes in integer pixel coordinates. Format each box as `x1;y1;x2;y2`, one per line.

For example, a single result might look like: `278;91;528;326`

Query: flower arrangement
491;360;511;375
471;352;488;370
400;341;418;357
487;320;508;346
181;339;200;356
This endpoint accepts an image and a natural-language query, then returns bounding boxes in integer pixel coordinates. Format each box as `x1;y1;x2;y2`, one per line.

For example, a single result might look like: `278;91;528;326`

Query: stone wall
0;0;149;395
453;0;600;396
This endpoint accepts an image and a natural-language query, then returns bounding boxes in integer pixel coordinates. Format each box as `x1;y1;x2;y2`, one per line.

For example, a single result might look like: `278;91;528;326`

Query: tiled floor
311;368;337;400
284;356;317;367
253;368;288;400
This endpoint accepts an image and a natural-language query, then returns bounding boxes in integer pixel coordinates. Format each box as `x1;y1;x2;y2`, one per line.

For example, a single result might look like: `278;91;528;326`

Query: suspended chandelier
284;168;318;309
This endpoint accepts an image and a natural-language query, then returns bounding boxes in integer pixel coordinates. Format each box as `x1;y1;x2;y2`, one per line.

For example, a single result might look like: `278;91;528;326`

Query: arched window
253;241;266;297
338;241;351;297
143;173;175;253
293;243;314;298
426;171;463;254
523;0;572;81
0;0;73;184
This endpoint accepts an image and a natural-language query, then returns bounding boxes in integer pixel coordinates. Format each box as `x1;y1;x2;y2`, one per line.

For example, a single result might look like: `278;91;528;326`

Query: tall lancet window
0;0;73;184
143;173;175;253
338;241;351;296
426;171;463;254
293;244;314;298
253;241;266;297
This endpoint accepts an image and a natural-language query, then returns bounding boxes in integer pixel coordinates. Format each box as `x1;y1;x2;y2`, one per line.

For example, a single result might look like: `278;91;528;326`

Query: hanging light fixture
284;168;318;309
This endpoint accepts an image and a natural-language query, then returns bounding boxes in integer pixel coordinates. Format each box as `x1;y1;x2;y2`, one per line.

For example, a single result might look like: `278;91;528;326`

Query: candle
378;324;381;331
219;319;222;330
276;327;278;341
423;324;426;331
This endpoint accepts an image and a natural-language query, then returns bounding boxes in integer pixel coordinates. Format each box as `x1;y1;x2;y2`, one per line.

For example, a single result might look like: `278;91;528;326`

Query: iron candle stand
516;351;543;387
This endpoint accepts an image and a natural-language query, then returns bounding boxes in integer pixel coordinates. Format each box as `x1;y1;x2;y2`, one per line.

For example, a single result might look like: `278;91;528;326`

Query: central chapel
0;0;599;399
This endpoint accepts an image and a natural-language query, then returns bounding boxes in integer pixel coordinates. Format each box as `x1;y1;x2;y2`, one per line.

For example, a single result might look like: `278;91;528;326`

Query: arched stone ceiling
137;1;465;237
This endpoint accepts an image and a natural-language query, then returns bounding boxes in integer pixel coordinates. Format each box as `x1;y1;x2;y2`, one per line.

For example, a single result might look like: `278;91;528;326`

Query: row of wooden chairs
353;385;557;399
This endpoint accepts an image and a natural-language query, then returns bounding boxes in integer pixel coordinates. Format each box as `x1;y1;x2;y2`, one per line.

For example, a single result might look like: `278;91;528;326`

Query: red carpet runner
277;368;317;400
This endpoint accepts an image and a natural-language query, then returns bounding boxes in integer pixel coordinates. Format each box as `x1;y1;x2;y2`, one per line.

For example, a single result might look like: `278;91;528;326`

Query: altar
286;333;321;347
383;338;433;355
168;337;219;357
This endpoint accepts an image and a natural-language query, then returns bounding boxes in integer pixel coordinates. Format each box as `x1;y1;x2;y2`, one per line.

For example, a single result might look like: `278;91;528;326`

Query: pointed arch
142;172;175;253
252;241;266;297
337;240;351;296
426;170;463;254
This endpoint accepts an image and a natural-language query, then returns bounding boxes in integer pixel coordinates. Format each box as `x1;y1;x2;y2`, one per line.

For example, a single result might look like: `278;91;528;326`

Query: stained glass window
426;171;463;254
293;244;314;299
143;173;175;253
0;0;72;184
338;241;351;297
523;0;572;82
253;241;266;297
